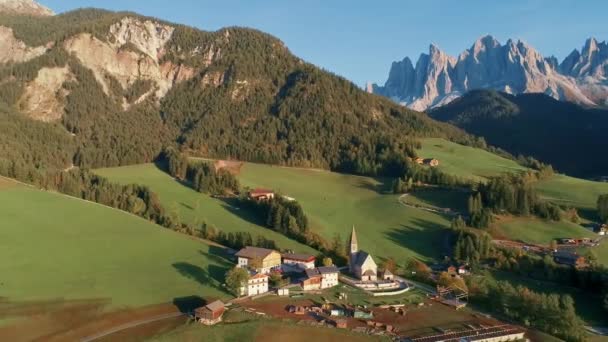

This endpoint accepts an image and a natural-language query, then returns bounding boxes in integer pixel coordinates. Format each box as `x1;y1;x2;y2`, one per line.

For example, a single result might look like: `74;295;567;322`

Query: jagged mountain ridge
372;35;608;111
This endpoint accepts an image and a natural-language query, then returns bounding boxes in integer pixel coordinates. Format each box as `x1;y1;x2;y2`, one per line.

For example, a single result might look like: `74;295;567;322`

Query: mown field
492;217;597;245
97;163;452;263
96;164;316;255
418;138;525;182
0;181;231;307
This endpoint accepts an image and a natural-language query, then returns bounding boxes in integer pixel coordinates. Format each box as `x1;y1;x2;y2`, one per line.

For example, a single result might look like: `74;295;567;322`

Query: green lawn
0;184;231;307
238;163;451;262
97;163;452;263
495;217;597;245
536;174;608;211
404;189;469;214
419;138;526;182
95;164;316;255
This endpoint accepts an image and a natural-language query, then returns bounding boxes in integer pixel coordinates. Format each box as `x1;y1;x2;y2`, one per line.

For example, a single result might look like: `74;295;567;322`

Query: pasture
95;164;316;254
535;174;608;211
0;185;232;308
492;217;597;245
97;163;452;263
418;138;525;181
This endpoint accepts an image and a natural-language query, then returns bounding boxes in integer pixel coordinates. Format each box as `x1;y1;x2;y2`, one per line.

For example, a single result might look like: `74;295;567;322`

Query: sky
42;0;608;87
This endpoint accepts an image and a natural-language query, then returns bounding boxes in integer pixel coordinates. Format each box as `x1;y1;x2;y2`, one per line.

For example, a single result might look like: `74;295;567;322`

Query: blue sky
42;0;608;86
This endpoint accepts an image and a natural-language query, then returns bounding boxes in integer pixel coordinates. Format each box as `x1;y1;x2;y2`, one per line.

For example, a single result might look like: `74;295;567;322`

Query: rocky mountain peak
374;36;608;110
0;0;54;16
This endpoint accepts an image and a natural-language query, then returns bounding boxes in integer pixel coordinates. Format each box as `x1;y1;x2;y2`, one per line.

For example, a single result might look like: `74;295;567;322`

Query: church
348;226;378;281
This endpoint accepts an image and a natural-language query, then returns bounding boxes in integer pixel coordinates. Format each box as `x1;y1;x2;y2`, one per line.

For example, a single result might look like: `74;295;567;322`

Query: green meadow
494;217;596;245
419;138;526;181
96;164;316;255
535;174;608;211
97;163;452;263
0;182;231;307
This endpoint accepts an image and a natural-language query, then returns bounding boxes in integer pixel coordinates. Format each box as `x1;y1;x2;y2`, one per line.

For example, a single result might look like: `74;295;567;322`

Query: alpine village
1;1;608;341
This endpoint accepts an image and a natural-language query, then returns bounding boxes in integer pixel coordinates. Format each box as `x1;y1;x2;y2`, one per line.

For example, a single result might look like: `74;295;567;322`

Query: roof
250;273;269;280
318;266;339;274
353;251;375;268
407;325;523;342
382;269;393;275
350;226;358;248
205;300;225;312
282;253;315;262
250;188;274;196
235;246;276;259
305;268;321;278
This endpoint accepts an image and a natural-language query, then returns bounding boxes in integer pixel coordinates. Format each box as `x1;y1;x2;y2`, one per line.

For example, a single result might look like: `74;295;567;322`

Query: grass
95;164;316;254
97;163;453;263
237;163;451;262
150;315;386;342
493;217;597;245
418;138;525;182
536;174;608;211
0;183;232;307
404;188;469;214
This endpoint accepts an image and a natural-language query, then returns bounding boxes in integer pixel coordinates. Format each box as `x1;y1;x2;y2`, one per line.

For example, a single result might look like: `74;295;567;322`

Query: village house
379;269;394;281
282;253;316;271
595;224;608;236
236;246;281;274
302;266;339;290
248;188;275;201
194;300;225;325
553;251;587;268
241;273;269;296
349;226;378;281
413;157;424;164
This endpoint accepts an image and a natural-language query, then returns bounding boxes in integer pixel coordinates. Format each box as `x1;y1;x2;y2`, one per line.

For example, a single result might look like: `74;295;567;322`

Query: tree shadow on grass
352;176;393;195
216;197;267;227
172;260;229;296
384;218;450;261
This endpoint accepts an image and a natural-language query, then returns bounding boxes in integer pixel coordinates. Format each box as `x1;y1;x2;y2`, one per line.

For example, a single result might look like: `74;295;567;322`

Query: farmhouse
302;266;339;290
249;188;275;201
194;300;225;325
282;253;316;270
595;224;608;236
241;273;269;296
236;246;281;274
349;226;378;281
553;251;586;268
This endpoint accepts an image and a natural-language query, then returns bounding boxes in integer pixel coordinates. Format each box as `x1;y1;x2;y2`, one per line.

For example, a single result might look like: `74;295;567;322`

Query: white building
318;266;339;288
348;226;378;281
282;253;316;271
240;273;269;296
302;266;339;290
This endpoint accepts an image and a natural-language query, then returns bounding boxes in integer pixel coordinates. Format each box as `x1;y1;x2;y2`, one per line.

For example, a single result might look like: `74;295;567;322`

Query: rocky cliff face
373;35;608;110
0;0;53;16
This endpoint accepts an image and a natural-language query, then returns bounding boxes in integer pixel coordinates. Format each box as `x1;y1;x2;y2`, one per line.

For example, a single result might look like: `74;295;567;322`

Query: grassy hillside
418;138;525;182
98;163;452;262
536;175;608;211
492;217;597;245
95;164;316;254
0;180;231;307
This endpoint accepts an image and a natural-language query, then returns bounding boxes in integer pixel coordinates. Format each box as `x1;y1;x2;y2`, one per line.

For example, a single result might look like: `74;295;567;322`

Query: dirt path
80;312;185;342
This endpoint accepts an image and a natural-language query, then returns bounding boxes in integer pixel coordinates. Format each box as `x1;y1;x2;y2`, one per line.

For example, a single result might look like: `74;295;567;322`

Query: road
80;312;185;342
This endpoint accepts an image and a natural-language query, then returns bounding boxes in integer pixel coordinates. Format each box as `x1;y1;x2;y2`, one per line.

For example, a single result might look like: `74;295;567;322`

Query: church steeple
349;225;358;255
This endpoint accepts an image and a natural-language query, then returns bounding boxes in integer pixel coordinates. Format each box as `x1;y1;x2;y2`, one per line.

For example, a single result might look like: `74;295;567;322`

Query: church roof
352;251;375;268
363;269;376;276
350;226;358;248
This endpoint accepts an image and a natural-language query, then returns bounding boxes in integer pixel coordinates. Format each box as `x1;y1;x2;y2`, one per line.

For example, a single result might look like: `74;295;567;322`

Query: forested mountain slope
430;90;608;178
0;8;476;180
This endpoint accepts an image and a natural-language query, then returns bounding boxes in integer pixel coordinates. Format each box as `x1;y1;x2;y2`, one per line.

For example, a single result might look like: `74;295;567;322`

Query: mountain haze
373;36;608;110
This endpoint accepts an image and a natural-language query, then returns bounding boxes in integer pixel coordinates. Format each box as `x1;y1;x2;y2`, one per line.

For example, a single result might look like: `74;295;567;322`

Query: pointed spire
350;225;358;255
